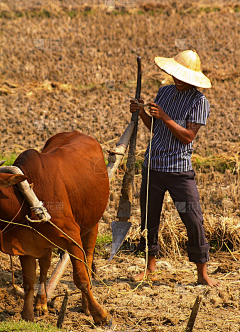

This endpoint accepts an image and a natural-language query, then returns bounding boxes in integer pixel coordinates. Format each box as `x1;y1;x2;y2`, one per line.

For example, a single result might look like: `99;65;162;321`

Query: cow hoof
35;305;48;316
21;310;34;322
93;310;110;325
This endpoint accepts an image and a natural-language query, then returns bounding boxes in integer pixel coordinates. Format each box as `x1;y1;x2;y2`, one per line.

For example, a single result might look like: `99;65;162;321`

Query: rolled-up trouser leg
137;170;166;256
167;170;210;264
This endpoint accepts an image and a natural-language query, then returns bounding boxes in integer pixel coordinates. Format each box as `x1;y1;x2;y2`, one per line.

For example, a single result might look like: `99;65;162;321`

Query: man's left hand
148;102;166;120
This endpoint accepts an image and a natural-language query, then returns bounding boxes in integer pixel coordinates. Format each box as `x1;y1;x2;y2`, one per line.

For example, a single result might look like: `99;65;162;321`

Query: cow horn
0;160;6;166
0;166;24;176
0;166;51;221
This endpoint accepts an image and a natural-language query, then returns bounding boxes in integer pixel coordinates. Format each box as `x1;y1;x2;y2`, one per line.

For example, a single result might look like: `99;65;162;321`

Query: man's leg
130;170;166;281
167;170;219;287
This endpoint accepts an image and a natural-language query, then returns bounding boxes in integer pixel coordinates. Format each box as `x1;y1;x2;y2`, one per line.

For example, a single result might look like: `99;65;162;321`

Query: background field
0;0;240;331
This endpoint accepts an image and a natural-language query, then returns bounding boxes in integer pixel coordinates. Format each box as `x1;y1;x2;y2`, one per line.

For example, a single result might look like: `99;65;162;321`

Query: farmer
130;50;219;287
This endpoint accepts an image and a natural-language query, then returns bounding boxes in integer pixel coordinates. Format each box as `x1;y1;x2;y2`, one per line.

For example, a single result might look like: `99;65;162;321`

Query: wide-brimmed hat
154;50;211;88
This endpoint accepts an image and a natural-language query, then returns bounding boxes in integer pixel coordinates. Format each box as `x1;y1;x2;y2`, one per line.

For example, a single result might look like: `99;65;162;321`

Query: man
130;50;219;287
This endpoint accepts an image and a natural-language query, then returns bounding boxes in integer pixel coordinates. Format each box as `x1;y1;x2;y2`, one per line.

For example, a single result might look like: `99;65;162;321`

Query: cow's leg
19;255;36;322
68;239;108;324
35;248;52;315
80;224;98;316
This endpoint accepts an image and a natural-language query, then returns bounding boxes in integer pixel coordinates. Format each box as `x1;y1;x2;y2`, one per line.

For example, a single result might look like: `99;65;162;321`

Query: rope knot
26;201;51;223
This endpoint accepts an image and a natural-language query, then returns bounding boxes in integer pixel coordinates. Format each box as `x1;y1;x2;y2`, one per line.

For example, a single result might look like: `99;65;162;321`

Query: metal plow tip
108;221;131;262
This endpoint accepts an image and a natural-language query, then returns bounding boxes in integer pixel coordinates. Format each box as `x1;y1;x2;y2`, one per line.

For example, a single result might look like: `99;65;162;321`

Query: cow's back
14;131;109;234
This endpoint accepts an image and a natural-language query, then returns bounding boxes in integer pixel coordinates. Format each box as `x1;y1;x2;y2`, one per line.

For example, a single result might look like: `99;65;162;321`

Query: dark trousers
137;169;210;264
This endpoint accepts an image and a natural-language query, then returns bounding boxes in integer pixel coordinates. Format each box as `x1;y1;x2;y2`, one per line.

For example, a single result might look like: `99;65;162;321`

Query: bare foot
196;262;220;287
129;268;157;282
129;255;156;282
197;275;220;287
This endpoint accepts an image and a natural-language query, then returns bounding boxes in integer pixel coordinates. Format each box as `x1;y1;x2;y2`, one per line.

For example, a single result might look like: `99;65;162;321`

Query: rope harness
140;116;154;281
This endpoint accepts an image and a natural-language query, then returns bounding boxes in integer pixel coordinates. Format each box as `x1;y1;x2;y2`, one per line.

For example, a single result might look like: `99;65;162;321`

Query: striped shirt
144;85;210;172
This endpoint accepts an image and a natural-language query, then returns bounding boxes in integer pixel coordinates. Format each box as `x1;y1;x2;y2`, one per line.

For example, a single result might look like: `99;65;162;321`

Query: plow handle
116;56;142;221
135;56;142;100
132;56;142;122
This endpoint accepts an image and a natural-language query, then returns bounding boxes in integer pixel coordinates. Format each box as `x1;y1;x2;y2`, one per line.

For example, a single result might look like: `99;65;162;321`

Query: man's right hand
130;99;145;116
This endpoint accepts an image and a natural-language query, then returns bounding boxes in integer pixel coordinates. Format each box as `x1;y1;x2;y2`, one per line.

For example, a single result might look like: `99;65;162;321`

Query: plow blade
108;221;131;262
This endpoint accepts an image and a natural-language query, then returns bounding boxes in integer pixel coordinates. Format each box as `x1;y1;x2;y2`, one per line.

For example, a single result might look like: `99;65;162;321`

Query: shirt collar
174;85;197;95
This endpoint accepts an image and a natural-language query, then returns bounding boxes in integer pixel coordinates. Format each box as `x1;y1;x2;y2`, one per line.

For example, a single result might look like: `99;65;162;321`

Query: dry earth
0;0;240;331
0;251;240;332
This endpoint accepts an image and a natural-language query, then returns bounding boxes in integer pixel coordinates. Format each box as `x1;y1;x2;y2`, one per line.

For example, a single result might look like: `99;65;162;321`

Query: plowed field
0;1;240;331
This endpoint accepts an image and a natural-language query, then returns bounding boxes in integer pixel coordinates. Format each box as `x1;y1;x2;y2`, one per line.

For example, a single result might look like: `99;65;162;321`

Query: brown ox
0;131;109;324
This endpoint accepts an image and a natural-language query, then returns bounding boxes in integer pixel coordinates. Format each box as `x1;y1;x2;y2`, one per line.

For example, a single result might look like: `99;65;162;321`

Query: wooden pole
107;121;134;182
9;255;15;287
57;290;69;329
46;252;71;300
186;295;203;332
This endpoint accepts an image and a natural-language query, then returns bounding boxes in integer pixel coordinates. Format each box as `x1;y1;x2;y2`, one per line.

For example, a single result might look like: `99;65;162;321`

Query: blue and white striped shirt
144;85;210;172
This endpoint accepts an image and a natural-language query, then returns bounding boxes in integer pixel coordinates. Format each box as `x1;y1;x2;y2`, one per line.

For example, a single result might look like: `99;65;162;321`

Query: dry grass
124;168;240;257
126;207;240;258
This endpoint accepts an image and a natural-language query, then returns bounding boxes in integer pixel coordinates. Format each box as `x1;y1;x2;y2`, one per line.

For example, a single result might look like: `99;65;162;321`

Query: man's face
173;77;193;91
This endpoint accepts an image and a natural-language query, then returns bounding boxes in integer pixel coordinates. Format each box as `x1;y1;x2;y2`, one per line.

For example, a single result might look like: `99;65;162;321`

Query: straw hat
154;50;211;88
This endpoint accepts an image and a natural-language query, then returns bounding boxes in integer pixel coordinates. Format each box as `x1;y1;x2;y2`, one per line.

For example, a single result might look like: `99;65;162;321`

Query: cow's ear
0;174;27;188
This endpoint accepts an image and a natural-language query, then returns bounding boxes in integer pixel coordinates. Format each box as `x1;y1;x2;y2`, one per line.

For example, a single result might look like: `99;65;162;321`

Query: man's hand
130;99;145;116
148;102;166;120
130;99;153;131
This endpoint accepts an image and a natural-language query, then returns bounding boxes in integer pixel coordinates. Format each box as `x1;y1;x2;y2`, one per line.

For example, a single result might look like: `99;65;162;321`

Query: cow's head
0;173;27;188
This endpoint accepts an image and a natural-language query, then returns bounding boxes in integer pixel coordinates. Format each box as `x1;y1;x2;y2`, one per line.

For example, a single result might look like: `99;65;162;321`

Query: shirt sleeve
187;97;210;126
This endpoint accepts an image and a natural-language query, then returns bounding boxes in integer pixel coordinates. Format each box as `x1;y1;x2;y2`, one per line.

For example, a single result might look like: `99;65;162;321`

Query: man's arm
139;110;153;131
161;115;201;144
148;102;202;145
